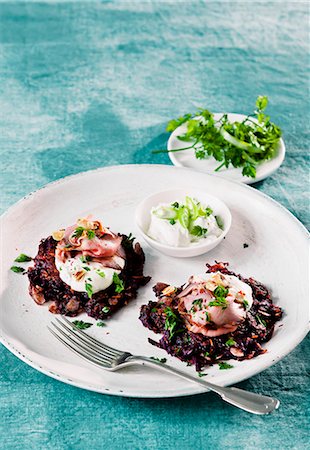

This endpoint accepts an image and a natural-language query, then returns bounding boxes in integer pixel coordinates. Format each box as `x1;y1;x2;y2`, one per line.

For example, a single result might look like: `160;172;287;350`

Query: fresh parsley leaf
101;306;110;314
87;229;95;239
256;315;267;327
243;299;249;309
10;266;26;273
72;226;85;238
164;307;184;339
214;285;229;298
80;255;92;263
190;225;208;237
198;372;207;377
97;321;106;327
219;362;234;370
169;219;176;225
83;266;91;271
205;312;211;322
85;282;93;299
14;253;32;262
225;338;236;347
96;269;106;278
208;297;228;309
190;298;203;311
151;357;167;363
72;320;93;330
204;351;210;357
205;207;213;217
113;273;125;293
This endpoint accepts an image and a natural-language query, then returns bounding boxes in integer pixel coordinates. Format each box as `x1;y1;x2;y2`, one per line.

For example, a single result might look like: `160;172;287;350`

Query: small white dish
135;188;232;257
168;113;286;184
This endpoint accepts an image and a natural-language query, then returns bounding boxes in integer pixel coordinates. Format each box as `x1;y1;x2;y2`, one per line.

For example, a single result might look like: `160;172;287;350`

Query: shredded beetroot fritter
139;262;283;371
28;235;150;320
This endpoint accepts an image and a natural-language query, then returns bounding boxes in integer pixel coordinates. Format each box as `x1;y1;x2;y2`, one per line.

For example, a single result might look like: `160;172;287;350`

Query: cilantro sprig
164;307;184;339
72;320;93;330
153;96;281;178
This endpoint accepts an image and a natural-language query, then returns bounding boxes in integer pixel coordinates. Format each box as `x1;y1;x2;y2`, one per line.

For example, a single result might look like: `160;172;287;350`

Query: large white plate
168;113;286;184
0;164;308;398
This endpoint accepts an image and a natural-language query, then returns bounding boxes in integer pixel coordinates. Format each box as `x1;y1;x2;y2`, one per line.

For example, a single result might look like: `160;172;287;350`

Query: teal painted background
0;2;309;449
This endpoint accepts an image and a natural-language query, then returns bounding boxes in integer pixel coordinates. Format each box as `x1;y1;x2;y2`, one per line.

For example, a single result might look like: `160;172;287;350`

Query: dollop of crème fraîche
176;271;253;337
53;218;125;295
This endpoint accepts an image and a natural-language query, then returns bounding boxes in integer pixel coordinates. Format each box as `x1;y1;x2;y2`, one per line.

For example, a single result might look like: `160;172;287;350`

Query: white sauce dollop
55;255;125;294
148;202;222;247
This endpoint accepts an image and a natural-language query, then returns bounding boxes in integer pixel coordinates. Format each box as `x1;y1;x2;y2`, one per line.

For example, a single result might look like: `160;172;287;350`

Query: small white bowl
135;188;232;257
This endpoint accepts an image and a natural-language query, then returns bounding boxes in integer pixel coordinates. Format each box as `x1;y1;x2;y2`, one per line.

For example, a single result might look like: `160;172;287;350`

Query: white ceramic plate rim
0;164;308;398
168;113;286;184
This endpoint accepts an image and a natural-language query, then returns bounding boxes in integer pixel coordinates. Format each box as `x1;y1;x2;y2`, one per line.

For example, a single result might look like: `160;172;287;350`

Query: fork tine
61;316;124;357
50;322;114;365
48;326;112;368
55;318;120;360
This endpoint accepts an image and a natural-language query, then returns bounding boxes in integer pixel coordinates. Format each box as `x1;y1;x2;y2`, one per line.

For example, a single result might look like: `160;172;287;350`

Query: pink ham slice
56;221;124;262
178;283;246;337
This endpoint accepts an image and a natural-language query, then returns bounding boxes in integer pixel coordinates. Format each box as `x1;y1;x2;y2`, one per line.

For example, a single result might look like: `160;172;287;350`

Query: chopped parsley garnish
243;298;249;309
113;273;125;293
83;266;91;271
101;306;110;314
151;357;167;363
14;253;32;262
204;351;210;357
191;298;203;310
256;315;267;327
96;321;106;327
87;229;95;239
219;362;234;370
205;312;211;322
169;219;176;225
85;282;93;299
96;269;105;278
198;372;207;378
209;285;229;309
225;338;236;347
151;307;158;313
80;255;92;263
164;307;184;339
72;320;93;330
214;285;229;298
190;225;208;237
10;266;25;273
72;226;85;238
205;207;213;217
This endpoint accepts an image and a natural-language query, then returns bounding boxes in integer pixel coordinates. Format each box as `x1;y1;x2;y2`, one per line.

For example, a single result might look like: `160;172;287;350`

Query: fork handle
127;356;279;415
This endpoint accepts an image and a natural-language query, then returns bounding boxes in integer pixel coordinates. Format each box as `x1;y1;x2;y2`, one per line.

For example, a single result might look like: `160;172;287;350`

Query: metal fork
48;317;279;415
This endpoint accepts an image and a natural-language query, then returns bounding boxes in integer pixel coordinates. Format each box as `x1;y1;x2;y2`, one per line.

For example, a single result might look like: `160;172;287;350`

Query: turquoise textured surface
0;2;309;449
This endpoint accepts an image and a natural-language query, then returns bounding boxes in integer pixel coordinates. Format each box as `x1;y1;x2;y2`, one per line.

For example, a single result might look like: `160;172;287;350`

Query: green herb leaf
198;372;207;378
96;269;106;278
151;357;167;363
14;253;32;262
225;338;236;347
10;266;25;273
219;362;234;370
164;307;184;339
256;315;267;327
85;282;93;299
214;285;229;298
72;320;93;330
101;306;110;314
113;273;125;293
190;225;208;237
169;219;176;225
80;255;92;263
83;266;91;271
96;321;106;327
204;351;210;357
72;226;85;238
87;229;95;239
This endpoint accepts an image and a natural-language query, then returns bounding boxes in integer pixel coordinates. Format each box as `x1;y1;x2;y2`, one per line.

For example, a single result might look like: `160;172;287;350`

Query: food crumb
243;243;249;248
